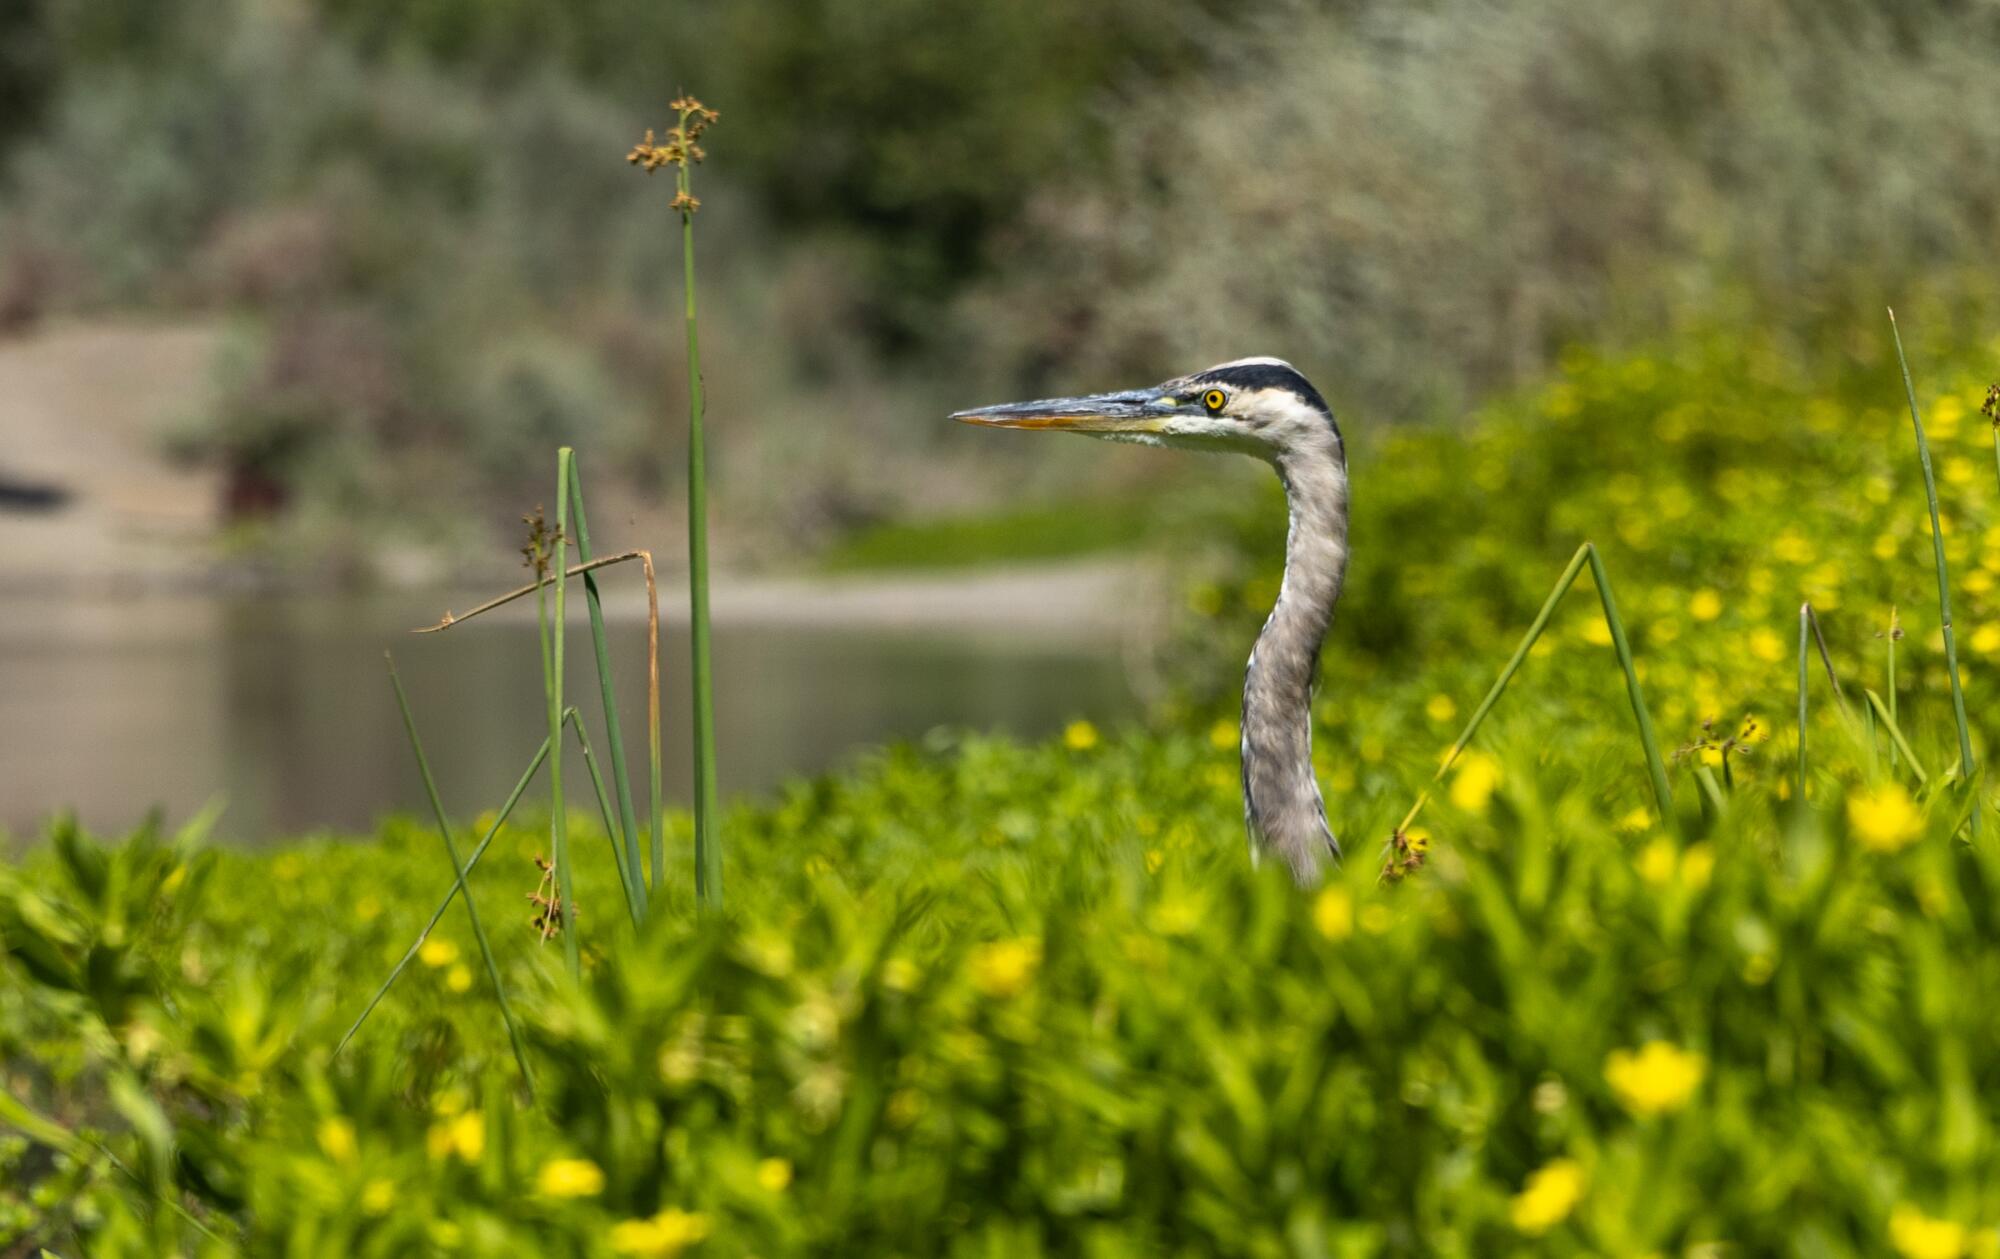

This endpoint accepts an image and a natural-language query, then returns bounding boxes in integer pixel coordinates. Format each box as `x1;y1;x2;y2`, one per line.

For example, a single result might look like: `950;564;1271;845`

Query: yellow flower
757;1157;793;1192
454;1110;487;1162
418;937;459;968
1449;751;1502;813
1890;1204;1968;1259
1581;615;1614;647
611;1209;712;1257
1425;693;1457;723
1689;589;1723;622
1636;837;1677;886
1150;892;1203;936
1208;719;1239;751
1749;628;1786;662
1063;720;1099;751
1849;784;1925;853
317;1117;358;1164
446;964;474;994
1972;624;2000;656
1313;886;1354;941
1604;1042;1705;1116
537;1157;606;1198
969;937;1041;998
361;1177;396;1215
1509;1158;1586;1235
1773;529;1816;565
1679;843;1715;890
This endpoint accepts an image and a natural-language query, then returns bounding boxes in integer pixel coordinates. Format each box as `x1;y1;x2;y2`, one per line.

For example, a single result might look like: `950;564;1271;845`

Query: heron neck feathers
1241;430;1348;883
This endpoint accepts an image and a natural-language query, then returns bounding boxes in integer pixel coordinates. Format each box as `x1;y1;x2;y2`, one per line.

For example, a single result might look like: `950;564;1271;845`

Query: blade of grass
564;458;647;918
1864;688;1930;784
412;552;650;633
1397;541;1676;838
1803;604;1857;728
1862;685;1878;776
1585;545;1676;826
571;712;642;928
1694;765;1727;816
1887;606;1901;769
384;653;534;1094
1890;310;1977;833
1396;543;1590;834
1797;603;1810;799
549;448;579;975
337;720;577;1055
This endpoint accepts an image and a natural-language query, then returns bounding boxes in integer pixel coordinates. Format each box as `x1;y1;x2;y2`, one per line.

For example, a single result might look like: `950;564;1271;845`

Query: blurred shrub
969;0;2000;420
313;0;1224;345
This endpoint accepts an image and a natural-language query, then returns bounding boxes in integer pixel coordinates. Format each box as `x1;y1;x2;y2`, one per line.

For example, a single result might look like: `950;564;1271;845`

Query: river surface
1;590;1139;844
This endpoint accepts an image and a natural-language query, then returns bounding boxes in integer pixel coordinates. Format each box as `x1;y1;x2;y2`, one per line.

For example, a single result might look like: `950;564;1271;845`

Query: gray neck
1242;430;1349;883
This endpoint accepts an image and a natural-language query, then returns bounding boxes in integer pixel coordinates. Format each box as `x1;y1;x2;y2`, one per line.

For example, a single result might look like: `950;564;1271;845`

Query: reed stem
564;459;647;916
549;449;579;974
1889;310;1977;834
571;712;642;928
384;653;534;1093
1797;604;1810;800
676;113;723;906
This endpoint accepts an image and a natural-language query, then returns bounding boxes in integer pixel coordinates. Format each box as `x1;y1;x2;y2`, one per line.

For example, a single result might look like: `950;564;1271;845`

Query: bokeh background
4;0;1999;839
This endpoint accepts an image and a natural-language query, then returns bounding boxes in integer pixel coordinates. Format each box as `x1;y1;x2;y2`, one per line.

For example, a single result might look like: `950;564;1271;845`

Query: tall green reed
1889;310;1977;833
565;458;650;913
632;96;724;905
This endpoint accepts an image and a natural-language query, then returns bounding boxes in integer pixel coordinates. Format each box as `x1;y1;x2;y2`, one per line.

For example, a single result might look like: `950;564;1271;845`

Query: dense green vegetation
8;317;2000;1255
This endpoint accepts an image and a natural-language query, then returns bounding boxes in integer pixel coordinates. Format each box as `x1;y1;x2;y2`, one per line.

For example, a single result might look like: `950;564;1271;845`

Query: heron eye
1203;389;1227;413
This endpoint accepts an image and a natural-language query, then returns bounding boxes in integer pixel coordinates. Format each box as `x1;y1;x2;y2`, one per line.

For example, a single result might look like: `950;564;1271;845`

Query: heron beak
951;387;1179;434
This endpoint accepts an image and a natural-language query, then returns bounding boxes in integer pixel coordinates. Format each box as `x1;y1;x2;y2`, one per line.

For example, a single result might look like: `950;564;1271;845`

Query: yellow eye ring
1202;389;1227;413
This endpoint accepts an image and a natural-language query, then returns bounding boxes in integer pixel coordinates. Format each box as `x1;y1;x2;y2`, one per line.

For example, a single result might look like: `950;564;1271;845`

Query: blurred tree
310;0;1225;348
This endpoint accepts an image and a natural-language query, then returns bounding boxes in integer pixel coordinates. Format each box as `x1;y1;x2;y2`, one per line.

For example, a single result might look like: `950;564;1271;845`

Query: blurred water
0;593;1136;845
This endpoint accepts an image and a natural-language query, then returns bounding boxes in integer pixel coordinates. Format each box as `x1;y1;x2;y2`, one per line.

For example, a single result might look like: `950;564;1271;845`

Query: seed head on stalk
628;95;726;906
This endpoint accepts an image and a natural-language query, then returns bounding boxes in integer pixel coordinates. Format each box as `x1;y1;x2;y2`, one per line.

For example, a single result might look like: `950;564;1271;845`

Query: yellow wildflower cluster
1449;751;1501;812
1636;838;1714;890
1848;784;1925;853
1063;720;1100;751
316;1117;357;1164
1604;1042;1704;1116
611;1207;712;1257
536;1157;605;1198
1888;1203;1969;1259
969;937;1042;998
1509;1157;1586;1235
426;1110;485;1163
1313;886;1354;941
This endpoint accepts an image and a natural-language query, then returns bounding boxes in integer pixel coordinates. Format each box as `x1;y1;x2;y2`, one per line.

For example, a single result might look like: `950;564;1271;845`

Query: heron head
952;357;1341;462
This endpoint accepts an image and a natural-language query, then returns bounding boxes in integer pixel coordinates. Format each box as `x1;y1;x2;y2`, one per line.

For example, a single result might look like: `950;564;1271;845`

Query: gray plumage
953;357;1348;884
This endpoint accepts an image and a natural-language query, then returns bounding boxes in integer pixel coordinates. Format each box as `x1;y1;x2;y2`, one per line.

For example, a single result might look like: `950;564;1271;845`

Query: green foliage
8;321;2000;1253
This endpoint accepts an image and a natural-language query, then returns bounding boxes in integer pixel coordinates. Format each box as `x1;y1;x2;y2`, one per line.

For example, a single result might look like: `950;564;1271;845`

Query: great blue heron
954;358;1346;884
